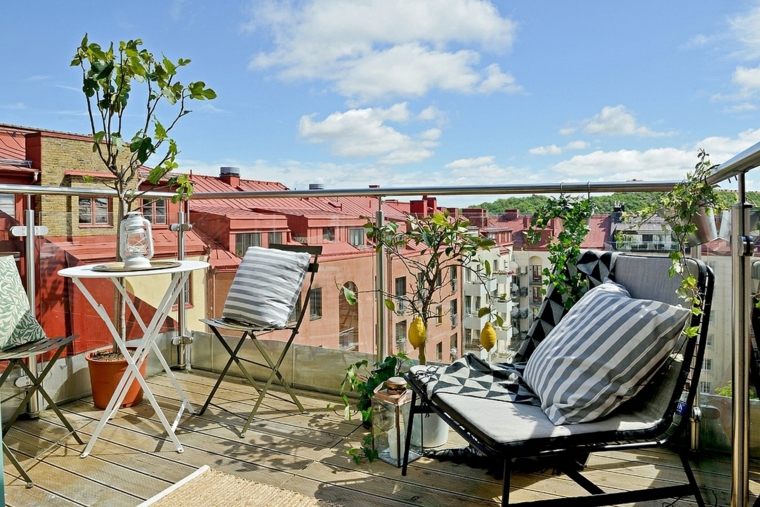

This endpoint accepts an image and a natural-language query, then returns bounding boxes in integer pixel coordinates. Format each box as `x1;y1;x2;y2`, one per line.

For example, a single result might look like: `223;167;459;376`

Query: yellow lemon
408;315;427;349
480;321;497;351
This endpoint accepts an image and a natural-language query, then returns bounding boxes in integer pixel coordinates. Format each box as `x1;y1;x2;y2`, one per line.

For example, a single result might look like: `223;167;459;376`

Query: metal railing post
24;196;39;416
376;199;385;361
731;174;752;507
170;200;193;370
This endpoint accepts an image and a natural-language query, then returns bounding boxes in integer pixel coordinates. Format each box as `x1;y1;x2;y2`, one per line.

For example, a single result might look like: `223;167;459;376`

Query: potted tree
341;210;496;451
71;34;216;407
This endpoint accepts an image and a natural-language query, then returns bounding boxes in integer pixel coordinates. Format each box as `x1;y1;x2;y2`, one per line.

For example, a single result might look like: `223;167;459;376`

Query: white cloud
559;126;577;136
445;156;497;170
548;128;760;182
565;140;589;150
529;140;589;156
582;105;673;137
1;102;25;110
22;75;49;82
729;5;760;60
529;144;562;156
246;0;519;101
297;103;440;164
733;65;760;96
724;102;758;113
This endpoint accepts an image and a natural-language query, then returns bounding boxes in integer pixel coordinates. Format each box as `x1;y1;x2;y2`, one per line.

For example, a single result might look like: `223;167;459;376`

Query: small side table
59;260;208;458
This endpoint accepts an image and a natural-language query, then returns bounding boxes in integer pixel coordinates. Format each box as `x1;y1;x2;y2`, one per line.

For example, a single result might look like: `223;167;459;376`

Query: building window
700;381;712;394
531;264;542;282
707;334;714;347
450;299;458;327
395;320;407;353
349;228;364;246
436;305;443;325
395;276;406;312
450;333;458;356
532;286;543;304
703;358;712;372
268;232;283;246
465;267;472;282
0;194;15;218
140;198;167;225
235;233;261;257
322;227;335;242
288;297;301;324
464;296;472;316
475;296;481;314
450;266;457;291
79;197;111;226
309;288;322;320
436;342;443;362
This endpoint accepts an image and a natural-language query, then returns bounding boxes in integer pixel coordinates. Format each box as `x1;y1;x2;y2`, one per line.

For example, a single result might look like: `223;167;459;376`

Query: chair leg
680;451;706;507
16;360;84;445
502;458;511;507
3;442;33;488
248;333;306;413
402;389;418;477
199;329;260;415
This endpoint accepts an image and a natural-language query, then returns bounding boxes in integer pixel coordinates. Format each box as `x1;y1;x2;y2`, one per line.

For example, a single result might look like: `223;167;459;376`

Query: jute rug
138;466;346;507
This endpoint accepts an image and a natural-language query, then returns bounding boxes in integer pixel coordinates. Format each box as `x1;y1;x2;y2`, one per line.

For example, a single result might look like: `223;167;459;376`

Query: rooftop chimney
309;183;324;190
219;166;240;187
503;209;520;221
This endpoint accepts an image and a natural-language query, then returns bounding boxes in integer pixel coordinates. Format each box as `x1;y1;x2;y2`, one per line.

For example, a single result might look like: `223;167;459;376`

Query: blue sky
2;1;760;207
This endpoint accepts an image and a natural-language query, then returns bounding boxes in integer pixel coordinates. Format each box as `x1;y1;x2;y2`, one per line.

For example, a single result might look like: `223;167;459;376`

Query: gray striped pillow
523;280;689;425
222;247;311;329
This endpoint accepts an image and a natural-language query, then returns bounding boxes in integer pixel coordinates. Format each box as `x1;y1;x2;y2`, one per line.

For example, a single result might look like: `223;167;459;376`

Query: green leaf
477;307;490;318
343;287;357;305
384;299;396;312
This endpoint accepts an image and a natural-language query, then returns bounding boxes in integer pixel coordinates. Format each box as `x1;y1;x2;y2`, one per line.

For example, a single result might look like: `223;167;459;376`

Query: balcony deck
4;370;758;507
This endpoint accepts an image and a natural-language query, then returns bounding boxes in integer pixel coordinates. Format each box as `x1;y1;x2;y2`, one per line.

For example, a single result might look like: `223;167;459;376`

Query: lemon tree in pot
72;34;215;408
340;210;495;454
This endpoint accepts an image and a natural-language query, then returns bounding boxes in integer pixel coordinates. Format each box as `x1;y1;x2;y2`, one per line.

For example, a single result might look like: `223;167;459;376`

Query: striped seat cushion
524;280;690;425
222;247;311;329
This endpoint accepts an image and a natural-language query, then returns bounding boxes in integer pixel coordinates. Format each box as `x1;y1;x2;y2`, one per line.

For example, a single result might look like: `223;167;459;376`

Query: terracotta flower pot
85;346;148;410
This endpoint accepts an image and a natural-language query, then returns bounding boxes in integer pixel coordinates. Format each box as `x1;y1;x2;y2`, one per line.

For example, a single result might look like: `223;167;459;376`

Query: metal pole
25;196;39;416
171;201;192;370
731;174;751;507
376;199;385;361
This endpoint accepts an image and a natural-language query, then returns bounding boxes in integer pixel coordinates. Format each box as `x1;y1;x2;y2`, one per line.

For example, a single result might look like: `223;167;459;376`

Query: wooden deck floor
3;370;758;507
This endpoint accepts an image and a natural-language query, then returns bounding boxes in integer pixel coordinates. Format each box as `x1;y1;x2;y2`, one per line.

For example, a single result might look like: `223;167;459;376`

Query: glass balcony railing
2;145;760;505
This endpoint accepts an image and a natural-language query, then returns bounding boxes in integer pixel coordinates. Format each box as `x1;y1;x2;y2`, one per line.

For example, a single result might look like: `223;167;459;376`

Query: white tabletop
58;260;209;279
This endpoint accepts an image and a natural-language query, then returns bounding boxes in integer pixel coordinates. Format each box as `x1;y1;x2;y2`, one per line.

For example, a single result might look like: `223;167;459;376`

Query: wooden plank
3;471;82;507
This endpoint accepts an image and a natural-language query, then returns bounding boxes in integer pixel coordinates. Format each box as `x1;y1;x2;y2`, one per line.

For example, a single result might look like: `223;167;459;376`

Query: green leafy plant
633;149;724;337
526;194;593;309
333;353;409;463
342;210;495;364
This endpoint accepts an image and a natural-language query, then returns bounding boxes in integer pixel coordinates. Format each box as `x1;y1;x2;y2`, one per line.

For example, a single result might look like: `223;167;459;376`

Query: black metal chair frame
197;244;322;437
403;257;714;507
0;335;83;488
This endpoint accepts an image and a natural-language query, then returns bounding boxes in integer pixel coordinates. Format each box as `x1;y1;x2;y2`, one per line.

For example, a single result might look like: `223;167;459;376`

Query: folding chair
0;255;83;488
198;244;321;436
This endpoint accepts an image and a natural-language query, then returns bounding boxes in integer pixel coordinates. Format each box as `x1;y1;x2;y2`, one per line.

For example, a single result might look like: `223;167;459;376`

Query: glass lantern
371;377;421;467
120;211;154;269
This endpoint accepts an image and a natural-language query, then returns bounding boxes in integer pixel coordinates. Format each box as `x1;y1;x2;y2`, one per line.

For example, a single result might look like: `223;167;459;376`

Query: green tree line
469;190;760;216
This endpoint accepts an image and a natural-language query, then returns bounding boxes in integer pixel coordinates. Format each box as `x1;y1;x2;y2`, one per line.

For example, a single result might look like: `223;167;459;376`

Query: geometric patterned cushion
0;255;47;350
523;280;689;425
515;250;617;363
221;247;311;329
